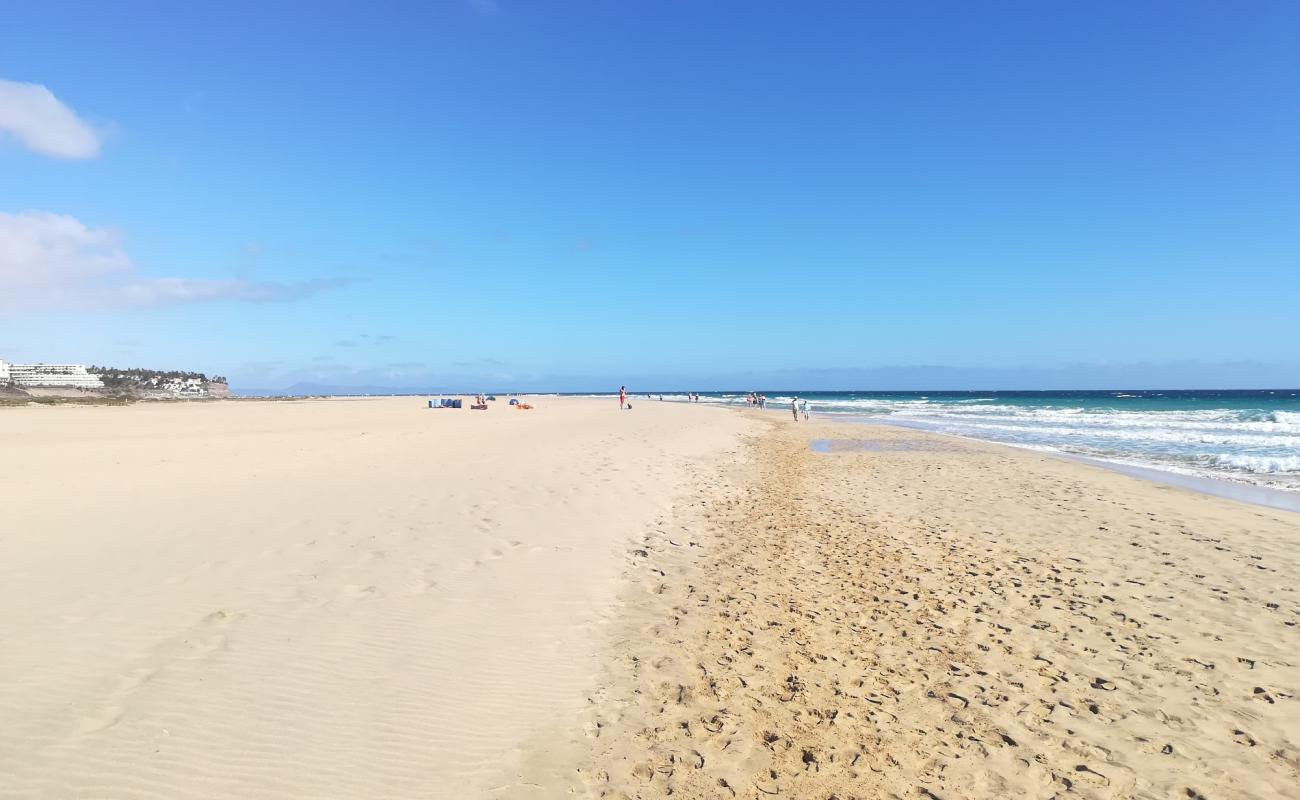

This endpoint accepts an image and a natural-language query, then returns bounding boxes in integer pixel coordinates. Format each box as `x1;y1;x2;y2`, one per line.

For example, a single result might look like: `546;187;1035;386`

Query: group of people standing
745;391;811;421
616;388;806;420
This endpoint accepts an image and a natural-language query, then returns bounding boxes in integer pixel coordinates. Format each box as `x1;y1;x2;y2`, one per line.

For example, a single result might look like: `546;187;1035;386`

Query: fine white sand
0;396;754;798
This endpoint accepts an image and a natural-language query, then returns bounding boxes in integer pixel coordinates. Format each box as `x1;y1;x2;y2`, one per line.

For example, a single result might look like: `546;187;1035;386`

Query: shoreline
22;391;1292;509
1063;451;1300;514
799;409;1300;513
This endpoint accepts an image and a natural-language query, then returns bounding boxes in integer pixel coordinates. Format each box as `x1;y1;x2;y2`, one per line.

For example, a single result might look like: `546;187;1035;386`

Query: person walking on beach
792;396;800;421
619;385;627;410
800;398;810;421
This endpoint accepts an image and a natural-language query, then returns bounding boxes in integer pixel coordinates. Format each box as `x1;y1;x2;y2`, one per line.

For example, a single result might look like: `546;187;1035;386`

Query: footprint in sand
360;548;387;563
1231;728;1257;747
79;610;238;734
402;564;440;594
403;578;439;594
78;664;160;733
339;584;380;600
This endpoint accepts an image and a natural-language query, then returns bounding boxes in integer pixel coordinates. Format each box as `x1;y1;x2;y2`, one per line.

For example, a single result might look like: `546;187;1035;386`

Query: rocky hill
91;366;229;399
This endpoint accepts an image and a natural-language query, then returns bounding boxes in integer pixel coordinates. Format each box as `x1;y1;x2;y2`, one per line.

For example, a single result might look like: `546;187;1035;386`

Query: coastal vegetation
91;366;226;389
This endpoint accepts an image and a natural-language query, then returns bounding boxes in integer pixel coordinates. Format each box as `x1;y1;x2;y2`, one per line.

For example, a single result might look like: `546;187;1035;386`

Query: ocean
644;390;1300;493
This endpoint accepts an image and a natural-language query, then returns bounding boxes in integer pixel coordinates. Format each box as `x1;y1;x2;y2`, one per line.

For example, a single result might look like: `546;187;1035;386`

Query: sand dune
0;397;753;798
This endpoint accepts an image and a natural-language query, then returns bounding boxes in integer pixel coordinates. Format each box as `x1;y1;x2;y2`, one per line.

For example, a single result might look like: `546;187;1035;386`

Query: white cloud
0;210;345;313
0;79;102;159
0;210;130;290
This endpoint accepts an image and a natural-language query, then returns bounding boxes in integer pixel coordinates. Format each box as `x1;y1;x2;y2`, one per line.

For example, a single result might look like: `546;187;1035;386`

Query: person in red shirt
619;385;627;410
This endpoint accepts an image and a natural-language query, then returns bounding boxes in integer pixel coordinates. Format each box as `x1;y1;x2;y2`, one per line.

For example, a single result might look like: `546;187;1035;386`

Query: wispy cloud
115;276;347;308
452;357;506;368
0;79;103;159
0;210;346;313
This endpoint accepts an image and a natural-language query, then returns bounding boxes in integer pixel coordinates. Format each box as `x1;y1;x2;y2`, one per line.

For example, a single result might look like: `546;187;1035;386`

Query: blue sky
2;1;1297;391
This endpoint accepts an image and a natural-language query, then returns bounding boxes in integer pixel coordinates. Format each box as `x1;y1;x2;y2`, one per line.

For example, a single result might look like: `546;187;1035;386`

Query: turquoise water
649;390;1300;492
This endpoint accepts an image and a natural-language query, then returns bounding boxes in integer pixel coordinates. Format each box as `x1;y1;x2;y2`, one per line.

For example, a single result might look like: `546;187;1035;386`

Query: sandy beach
0;397;755;797
580;411;1300;799
2;397;1297;798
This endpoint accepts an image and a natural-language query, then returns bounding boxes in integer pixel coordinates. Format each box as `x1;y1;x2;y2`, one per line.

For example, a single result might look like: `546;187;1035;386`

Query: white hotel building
0;360;105;389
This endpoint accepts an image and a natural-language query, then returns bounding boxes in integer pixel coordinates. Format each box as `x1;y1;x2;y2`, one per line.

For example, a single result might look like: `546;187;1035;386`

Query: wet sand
1065;453;1300;515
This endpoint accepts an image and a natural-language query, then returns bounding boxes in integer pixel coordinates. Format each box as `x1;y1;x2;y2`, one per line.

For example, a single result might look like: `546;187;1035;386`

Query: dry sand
579;414;1300;800
0;396;754;798
3;398;1297;799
